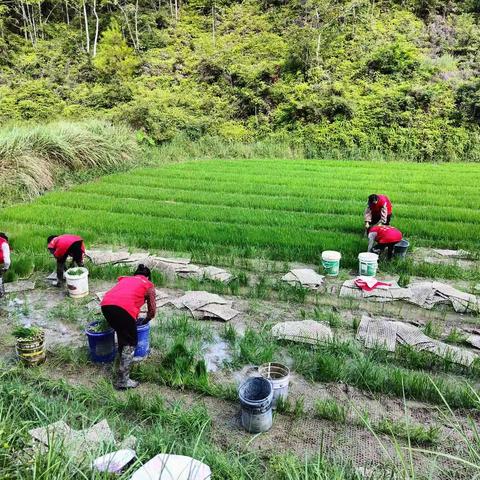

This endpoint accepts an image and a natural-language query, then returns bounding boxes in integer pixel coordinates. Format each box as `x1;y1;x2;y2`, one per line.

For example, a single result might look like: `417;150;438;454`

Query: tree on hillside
93;19;140;78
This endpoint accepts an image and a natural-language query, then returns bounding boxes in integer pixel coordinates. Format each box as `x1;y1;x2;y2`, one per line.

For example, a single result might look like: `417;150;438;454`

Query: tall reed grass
0;121;139;205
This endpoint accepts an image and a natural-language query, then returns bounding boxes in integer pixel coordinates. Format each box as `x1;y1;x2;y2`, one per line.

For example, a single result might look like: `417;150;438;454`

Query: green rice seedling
292;396;305;420
445;328;468;345
88;317;111;332
287;340;480;408
315;398;348;423
48;298;86;324
3;158;480;283
268;452;368;479
237;271;249;286
249;275;272;300
374;418;440;446
12;325;42;339
352;316;361;332
398;273;411;288
221;323;237;345
237;328;278;366
275;282;308;303
313;307;341;328
423;320;442;339
48;345;90;366
275;395;292;414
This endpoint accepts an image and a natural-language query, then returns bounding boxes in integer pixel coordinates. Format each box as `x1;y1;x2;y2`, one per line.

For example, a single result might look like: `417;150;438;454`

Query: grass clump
314;307;342;328
445;328;468;345
287;340;480;409
235;328;278;367
374;418;440;446
315;398;349;423
423;320;442;339
0;120;139;205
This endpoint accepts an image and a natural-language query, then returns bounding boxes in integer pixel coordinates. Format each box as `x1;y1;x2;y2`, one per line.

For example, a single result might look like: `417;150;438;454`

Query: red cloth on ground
48;234;85;259
100;275;155;320
354;278;392;292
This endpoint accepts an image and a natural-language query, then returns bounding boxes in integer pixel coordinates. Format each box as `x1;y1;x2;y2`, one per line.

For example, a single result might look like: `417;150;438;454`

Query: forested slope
1;0;480;160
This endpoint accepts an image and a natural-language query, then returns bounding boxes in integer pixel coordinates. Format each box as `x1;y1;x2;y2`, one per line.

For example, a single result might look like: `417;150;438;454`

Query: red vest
100;275;154;320
48;234;84;259
370;226;402;244
0;238;9;264
370;195;392;216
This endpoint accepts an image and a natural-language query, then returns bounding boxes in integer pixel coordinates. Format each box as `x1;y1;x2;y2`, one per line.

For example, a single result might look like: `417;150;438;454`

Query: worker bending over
0;233;11;298
368;225;403;260
100;265;156;390
47;234;85;287
364;194;392;232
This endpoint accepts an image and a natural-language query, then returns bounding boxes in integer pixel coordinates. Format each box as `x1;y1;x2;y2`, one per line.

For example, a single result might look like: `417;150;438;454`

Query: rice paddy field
2;158;480;480
2;159;480;278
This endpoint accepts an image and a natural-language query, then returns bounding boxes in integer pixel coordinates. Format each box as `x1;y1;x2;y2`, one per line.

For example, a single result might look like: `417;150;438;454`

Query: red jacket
0;238;9;264
101;275;155;320
370;195;392;217
48;234;85;259
370;226;402;244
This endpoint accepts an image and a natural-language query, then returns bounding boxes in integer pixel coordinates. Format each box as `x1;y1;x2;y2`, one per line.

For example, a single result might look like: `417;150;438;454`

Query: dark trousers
101;305;137;349
374;242;397;260
0;267;5;297
57;240;84;282
101;305;143;388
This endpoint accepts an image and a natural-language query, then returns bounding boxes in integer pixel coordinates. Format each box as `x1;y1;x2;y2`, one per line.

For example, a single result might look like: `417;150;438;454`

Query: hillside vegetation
1;0;480;161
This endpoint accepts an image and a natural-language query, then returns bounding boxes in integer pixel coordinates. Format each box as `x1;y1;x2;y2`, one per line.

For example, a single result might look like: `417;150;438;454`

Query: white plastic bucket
65;267;89;298
358;252;378;277
321;251;341;276
258;362;290;409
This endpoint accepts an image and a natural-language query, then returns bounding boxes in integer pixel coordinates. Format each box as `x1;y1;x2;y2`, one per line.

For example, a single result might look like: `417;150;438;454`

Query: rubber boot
115;346;138;390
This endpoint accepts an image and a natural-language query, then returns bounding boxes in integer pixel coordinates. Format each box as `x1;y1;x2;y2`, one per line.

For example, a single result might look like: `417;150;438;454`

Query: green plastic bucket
321;251;341;277
358;252;378;277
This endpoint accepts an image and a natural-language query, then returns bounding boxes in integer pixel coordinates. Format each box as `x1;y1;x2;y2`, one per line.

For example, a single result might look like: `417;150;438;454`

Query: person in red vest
368;225;403;260
47;234;85;286
364;194;393;233
100;264;156;390
0;233;11;298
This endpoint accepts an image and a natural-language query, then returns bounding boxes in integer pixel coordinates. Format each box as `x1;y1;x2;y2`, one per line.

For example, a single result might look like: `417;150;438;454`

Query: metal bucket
238;377;273;433
258;362;290;409
394;239;410;258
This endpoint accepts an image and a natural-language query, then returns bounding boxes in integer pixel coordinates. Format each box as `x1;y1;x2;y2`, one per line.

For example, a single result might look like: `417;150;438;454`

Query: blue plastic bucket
85;322;116;363
134;322;151;358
